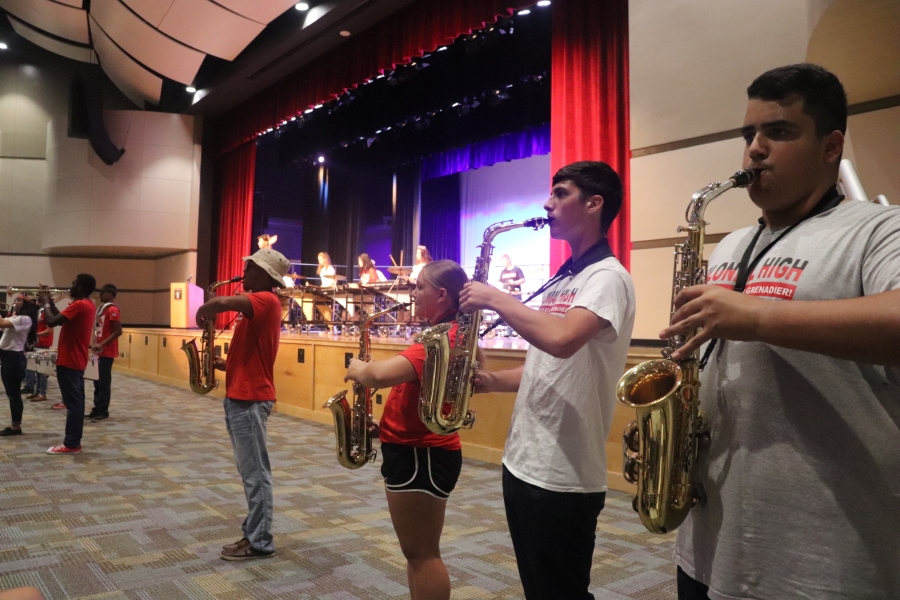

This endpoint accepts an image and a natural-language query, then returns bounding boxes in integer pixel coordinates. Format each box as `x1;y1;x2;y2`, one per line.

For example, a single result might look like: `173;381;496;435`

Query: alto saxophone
325;302;410;469
418;217;548;435
181;276;243;394
616;169;755;534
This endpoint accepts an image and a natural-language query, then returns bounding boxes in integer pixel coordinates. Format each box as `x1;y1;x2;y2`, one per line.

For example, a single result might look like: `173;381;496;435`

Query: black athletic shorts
380;442;462;499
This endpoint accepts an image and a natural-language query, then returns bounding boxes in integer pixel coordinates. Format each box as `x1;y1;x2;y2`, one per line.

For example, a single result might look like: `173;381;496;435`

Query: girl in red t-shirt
345;260;469;600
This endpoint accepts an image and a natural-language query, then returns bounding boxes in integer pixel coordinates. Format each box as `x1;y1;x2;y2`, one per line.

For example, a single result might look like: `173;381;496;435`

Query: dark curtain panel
216;0;536;156
392;162;420;268
215;141;256;327
550;0;630;272
420;173;461;264
326;166;393;280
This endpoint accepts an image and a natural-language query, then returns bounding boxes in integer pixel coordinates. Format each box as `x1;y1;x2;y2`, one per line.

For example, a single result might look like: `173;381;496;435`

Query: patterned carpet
0;373;677;599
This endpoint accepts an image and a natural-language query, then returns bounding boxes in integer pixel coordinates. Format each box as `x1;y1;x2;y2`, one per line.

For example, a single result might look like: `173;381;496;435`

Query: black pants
502;465;606;600
677;566;711;600
0;350;26;425
57;366;85;449
92;357;114;414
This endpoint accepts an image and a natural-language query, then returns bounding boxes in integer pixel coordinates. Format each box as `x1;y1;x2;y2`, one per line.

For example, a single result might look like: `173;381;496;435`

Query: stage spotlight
318;156;325;163
537;0;551;6
437;46;448;52
0;42;9;50
186;86;196;93
518;9;531;15
294;3;309;10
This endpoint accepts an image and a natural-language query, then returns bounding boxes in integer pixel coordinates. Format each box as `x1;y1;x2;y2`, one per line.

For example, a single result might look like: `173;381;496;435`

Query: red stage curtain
215;142;256;328
216;0;535;156
549;0;630;273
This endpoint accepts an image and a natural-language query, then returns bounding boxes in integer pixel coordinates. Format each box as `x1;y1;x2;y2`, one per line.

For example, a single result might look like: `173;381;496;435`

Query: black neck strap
699;185;844;369
480;238;615;338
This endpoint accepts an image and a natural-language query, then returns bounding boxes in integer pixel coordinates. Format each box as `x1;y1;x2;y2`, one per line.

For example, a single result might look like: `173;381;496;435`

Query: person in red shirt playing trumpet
196;248;290;561
40;274;96;455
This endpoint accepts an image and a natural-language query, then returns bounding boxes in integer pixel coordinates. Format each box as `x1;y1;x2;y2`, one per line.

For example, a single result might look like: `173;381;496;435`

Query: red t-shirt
36;311;53;348
95;303;121;358
379;323;462;450
57;298;95;370
226;291;281;401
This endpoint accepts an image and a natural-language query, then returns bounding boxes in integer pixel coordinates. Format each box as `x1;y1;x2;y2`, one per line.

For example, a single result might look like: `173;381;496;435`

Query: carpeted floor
0;373;677;599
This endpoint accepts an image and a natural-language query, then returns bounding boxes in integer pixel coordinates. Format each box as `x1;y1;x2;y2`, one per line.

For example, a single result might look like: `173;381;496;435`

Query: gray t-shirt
675;200;900;599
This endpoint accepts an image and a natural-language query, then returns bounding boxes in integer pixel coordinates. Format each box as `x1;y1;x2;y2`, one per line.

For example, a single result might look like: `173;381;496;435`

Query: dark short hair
747;63;847;136
551;161;623;234
100;284;118;296
75;274;96;296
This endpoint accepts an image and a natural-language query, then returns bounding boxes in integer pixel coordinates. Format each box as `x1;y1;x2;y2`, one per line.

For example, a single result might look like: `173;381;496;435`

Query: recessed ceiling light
318;156;325;163
186;86;196;93
294;2;309;10
339;30;351;37
518;9;531;15
0;42;7;50
537;1;551;6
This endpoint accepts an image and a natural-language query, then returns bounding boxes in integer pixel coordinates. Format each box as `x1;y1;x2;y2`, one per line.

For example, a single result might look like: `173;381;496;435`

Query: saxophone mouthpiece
730;169;756;188
229;276;244;283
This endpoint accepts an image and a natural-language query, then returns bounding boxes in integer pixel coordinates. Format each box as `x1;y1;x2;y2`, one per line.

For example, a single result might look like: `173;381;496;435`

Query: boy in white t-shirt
460;161;635;599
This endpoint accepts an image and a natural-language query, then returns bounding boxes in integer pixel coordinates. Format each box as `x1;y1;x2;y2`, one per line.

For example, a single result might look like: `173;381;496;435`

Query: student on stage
358;253;387;286
498;254;526;301
409;245;433;283
344;260;469;600
317;252;336;287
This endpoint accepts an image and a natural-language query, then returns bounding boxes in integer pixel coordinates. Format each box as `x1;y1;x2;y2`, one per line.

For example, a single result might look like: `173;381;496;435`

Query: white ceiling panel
91;0;205;85
51;0;84;8
210;0;297;25
0;0;89;44
90;16;162;107
119;0;174;27
8;15;95;63
158;0;265;60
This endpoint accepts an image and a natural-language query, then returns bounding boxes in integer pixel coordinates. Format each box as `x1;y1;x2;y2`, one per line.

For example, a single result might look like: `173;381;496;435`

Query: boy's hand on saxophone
660;284;766;360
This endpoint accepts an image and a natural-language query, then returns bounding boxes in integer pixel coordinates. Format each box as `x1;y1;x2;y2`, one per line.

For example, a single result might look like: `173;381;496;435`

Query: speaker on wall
69;70;125;166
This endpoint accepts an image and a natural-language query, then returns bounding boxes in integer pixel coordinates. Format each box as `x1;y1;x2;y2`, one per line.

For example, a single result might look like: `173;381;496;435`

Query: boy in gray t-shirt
662;64;900;599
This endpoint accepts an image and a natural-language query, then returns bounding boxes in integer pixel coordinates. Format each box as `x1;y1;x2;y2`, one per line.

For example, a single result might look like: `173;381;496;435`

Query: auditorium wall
0;62;200;325
627;0;900;339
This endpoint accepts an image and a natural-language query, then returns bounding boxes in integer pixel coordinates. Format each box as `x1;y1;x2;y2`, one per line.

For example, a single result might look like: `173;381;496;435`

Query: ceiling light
339;31;351;37
318;156;325;163
186;86;196;93
437;46;447;52
304;108;313;114
0;42;7;50
537;1;551;6
314;104;323;109
294;3;309;10
518;9;531;15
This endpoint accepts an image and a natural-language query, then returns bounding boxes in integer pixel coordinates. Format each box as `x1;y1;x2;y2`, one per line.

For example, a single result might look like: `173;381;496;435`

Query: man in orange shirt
87;284;122;422
40;274;96;455
196;249;289;561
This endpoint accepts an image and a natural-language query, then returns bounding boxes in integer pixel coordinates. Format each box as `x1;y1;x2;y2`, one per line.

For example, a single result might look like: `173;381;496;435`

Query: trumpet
7;286;70;302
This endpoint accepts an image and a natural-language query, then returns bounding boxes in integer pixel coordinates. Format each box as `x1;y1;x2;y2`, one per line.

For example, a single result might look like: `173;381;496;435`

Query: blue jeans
0;350;26;425
502;466;606;600
57;366;85;449
224;398;275;553
91;357;114;414
27;370;48;396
